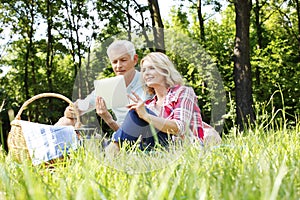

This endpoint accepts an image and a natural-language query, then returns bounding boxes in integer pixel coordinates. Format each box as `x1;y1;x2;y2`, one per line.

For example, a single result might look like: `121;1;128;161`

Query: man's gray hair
107;40;136;60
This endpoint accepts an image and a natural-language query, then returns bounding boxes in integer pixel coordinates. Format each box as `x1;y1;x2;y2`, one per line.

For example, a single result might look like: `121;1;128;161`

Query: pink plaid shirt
145;85;204;140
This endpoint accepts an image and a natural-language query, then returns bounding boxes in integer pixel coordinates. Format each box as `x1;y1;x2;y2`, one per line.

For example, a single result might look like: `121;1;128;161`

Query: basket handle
15;93;81;128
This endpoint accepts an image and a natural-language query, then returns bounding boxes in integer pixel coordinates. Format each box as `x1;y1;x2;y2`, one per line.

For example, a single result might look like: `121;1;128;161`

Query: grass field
0;109;299;199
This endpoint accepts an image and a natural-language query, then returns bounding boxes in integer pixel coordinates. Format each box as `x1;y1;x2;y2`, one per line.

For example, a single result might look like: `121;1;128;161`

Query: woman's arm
128;91;181;135
140;112;179;135
165;86;200;136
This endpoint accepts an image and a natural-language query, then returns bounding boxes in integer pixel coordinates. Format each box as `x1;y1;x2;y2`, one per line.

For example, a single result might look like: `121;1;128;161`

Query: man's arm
98;111;120;131
95;96;120;131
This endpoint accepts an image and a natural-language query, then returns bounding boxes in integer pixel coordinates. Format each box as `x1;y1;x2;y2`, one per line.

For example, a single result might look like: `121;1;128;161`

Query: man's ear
134;54;138;64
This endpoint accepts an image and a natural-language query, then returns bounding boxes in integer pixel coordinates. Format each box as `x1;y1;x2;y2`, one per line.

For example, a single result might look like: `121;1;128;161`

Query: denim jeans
113;109;170;150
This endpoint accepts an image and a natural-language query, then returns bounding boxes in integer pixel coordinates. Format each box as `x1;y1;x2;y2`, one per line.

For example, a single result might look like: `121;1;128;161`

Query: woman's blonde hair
140;52;184;95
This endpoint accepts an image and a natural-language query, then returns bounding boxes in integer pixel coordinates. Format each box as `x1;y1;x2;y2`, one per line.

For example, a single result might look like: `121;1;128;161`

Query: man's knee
55;117;76;126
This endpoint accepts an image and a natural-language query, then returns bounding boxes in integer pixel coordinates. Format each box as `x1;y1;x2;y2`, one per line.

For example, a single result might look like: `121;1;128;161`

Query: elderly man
56;40;147;130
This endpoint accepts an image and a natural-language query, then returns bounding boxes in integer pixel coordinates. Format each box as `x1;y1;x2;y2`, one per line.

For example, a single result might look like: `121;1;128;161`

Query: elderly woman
99;52;219;152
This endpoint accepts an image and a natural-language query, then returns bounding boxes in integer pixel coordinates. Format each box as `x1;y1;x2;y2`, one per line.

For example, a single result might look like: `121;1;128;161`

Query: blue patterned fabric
19;121;78;165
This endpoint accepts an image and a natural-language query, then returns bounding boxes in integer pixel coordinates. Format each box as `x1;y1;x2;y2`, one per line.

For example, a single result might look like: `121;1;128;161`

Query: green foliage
249;1;300;118
204;5;236;93
0;39;75;124
251;38;300;116
169;6;190;34
166;1;299;131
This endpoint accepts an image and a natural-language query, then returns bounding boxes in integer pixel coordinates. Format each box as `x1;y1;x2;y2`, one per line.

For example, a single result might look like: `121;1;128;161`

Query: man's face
108;49;138;76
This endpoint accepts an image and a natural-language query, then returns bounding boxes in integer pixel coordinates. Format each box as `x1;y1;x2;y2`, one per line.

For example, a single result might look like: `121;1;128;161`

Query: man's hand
96;96;119;131
96;96;114;123
64;105;77;119
96;96;110;117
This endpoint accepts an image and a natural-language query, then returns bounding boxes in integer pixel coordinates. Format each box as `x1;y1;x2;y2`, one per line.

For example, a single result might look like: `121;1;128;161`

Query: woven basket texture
7;93;81;163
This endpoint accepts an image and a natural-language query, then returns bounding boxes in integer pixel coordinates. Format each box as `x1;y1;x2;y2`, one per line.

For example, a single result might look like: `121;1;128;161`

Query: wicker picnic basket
7;93;81;163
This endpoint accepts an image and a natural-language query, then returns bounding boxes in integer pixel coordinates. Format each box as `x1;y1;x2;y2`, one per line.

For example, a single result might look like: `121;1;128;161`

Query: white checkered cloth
19;121;78;165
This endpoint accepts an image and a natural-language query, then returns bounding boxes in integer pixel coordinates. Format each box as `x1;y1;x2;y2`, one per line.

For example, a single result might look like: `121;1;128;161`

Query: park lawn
0;121;299;200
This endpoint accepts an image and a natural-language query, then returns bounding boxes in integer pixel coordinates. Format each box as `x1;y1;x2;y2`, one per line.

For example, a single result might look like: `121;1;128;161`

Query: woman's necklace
155;99;164;116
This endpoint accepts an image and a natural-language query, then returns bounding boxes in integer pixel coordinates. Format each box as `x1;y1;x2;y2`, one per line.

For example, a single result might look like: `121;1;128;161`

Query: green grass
0;108;299;199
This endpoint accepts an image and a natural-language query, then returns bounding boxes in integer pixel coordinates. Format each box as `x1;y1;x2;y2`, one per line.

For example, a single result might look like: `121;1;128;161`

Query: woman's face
141;60;165;88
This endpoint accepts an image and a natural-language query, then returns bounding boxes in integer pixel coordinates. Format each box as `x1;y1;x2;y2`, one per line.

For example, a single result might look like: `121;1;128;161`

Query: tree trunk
254;0;262;86
296;0;300;60
46;0;54;93
126;0;132;41
74;1;83;99
148;0;165;52
24;4;36;101
233;0;255;131
197;0;205;43
63;0;83;98
25;1;36;121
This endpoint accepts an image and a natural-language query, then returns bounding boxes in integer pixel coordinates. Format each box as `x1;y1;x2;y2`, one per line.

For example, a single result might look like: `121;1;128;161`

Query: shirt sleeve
76;90;96;115
169;87;198;136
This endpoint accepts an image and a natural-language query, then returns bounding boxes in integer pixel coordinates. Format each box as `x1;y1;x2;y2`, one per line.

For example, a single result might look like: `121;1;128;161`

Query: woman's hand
127;91;148;120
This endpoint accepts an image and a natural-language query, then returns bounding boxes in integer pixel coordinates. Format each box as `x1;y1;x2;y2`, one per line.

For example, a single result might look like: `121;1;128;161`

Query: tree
5;0;39;101
197;0;205;42
253;0;265;86
233;0;255;131
296;0;300;58
37;0;65;94
182;0;223;44
250;0;300;119
148;0;165;52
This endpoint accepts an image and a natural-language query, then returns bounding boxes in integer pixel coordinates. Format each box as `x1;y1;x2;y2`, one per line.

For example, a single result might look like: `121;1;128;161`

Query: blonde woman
106;52;205;151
